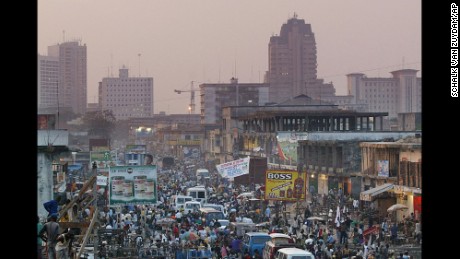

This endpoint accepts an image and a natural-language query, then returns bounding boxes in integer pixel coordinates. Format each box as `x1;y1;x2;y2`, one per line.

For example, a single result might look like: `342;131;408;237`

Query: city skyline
38;0;421;115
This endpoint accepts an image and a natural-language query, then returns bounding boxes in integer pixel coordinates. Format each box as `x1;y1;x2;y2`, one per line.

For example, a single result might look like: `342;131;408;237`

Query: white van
173;195;194;211
186;186;208;204
275;248;315;259
184;201;202;214
202;203;228;217
196;168;210;179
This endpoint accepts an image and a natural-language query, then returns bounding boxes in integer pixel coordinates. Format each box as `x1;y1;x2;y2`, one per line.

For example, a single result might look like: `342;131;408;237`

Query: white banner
216;157;250;178
97;175;108;186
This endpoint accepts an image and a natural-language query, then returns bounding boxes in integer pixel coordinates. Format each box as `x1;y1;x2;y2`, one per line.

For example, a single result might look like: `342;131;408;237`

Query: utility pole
92;164;99;258
56;80;59;129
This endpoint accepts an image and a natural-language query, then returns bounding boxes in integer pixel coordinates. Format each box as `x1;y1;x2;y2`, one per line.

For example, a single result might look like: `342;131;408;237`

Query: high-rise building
48;41;87;115
99;67;154;120
267;14;335;103
37;54;59;110
200;77;269;125
346;69;421;119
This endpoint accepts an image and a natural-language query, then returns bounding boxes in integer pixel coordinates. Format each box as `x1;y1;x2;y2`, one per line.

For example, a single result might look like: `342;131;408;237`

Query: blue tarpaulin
68;164;83;171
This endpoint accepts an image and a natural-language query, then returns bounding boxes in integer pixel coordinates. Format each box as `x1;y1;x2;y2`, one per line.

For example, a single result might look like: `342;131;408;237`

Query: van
242;232;271;257
202;203;228;217
173;195;194;211
196;168;210;179
275;248;315;259
184;201;201;214
230;222;258;237
199;208;225;226
186;186;208;204
263;233;297;259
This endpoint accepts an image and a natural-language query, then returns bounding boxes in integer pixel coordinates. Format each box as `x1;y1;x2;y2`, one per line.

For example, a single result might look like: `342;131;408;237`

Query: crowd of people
37;158;421;259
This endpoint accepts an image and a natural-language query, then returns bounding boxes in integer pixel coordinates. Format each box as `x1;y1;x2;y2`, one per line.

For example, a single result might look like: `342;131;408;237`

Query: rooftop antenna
63;30;65;42
138;53;141;77
110;52;113;76
218;60;221;83
202;63;206;83
259;67;261;83
402;57;405;69
234;56;237;78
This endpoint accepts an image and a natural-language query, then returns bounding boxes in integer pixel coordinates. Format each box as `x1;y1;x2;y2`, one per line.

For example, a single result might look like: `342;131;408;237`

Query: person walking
265;206;271;221
55;231;73;259
39;214;60;259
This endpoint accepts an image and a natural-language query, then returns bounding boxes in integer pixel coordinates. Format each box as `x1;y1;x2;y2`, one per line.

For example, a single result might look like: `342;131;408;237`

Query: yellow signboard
264;170;306;201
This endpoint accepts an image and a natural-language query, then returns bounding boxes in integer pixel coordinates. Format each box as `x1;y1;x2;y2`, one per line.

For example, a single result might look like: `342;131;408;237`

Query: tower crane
174;81;199;114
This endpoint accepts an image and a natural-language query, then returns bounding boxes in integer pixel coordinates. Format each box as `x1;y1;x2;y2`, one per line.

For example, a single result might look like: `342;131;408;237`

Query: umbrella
387;204;409;212
156;218;176;226
188;231;199;241
237;192;254;199
307;216;324;221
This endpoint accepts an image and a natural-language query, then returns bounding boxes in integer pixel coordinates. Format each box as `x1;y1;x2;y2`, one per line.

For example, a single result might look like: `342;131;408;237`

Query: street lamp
56;80;60;129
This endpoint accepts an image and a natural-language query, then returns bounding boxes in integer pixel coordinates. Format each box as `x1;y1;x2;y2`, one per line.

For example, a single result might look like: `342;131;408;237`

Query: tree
82;110;116;138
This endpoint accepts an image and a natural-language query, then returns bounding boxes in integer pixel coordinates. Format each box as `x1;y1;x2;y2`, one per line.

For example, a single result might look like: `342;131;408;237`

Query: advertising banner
216;157;250;178
90;150;116;169
109;165;157;205
276;132;309;166
264;170;306;201
97;175;108;186
377;160;389;177
37;114;56;130
125;144;147;153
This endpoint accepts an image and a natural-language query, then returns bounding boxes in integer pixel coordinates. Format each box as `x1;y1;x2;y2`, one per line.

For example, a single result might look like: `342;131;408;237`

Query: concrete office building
347;69;421;119
99;67;154;120
267;14;335;103
48;41;87;115
37;54;59;110
200;77;269;125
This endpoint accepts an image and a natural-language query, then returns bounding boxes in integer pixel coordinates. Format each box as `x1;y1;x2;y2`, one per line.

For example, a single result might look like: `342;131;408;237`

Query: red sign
363;226;378;236
413;195;422;213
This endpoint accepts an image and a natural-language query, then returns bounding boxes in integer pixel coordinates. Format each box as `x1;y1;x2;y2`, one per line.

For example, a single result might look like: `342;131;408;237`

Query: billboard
216;157;250;178
108;165;157;205
264;170;306;201
377;160;389;177
125;144;147;153
276;132;309;166
37;114;56;130
182;146;200;159
90;150;116;169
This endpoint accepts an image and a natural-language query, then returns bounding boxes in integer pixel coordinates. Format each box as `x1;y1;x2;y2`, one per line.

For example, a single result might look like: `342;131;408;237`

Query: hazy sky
38;0;421;115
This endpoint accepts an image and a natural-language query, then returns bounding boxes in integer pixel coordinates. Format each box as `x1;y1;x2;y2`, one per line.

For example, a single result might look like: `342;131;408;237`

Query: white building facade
99;67;154;120
346;69;421;119
37;54;59;110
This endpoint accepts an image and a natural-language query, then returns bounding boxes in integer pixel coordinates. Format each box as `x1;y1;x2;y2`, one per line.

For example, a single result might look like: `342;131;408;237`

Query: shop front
392;185;422;222
307;173;318;195
318;174;328;196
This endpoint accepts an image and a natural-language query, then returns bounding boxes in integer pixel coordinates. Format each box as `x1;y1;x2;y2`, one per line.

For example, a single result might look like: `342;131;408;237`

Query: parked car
242;232;271;257
275;248;315;259
263;233;297;259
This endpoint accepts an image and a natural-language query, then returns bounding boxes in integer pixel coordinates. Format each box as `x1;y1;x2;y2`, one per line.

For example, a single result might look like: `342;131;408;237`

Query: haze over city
38;0;421;115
